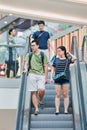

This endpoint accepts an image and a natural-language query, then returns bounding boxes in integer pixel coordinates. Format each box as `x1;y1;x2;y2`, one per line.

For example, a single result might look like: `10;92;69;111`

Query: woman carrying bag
50;46;76;114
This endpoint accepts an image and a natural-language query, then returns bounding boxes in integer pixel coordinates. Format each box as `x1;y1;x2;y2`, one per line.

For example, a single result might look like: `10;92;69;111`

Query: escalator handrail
71;36;87;130
51;25;81;40
15;35;32;130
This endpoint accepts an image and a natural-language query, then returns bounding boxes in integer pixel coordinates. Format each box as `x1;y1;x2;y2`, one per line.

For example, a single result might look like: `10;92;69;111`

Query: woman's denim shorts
55;79;70;85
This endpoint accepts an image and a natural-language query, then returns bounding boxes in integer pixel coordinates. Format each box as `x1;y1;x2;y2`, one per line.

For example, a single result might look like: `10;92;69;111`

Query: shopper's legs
27;74;39;115
38;89;45;102
55;85;61;113
32;91;39;110
6;64;10;78
12;61;19;77
62;84;70;113
38;75;45;103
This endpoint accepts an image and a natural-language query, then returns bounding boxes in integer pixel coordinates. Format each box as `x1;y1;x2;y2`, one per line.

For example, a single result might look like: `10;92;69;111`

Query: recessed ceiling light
4;21;8;24
9;13;13;16
65;0;87;4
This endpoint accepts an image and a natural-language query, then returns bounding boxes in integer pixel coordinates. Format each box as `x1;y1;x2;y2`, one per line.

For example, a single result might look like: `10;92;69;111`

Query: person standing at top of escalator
32;20;50;59
50;46;76;114
5;28;19;78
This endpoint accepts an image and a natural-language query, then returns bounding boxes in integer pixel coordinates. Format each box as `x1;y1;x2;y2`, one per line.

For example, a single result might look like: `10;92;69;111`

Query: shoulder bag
53;59;68;82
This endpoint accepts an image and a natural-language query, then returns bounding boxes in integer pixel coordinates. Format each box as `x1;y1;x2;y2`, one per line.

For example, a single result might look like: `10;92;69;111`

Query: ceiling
0;0;87;25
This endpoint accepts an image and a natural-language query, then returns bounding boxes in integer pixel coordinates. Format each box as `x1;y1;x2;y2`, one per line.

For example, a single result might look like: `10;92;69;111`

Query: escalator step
43;95;71;102
30;128;73;130
29;73;74;130
45;90;71;95
31;107;73;114
45;84;71;90
32;101;72;107
30;121;73;128
31;114;73;121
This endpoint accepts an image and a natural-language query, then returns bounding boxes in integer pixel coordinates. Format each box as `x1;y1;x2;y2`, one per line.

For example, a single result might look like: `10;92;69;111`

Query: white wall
0;88;19;130
0;109;17;130
0;88;19;109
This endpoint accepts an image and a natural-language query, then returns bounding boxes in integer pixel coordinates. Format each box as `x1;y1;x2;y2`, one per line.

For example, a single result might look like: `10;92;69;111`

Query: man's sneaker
39;101;44;109
34;110;39;115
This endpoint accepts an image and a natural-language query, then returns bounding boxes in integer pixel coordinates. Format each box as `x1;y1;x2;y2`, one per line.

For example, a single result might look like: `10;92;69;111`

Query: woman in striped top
50;46;76;114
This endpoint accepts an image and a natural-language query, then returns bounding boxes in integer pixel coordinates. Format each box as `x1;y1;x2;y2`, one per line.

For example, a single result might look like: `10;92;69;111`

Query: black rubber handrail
71;36;87;130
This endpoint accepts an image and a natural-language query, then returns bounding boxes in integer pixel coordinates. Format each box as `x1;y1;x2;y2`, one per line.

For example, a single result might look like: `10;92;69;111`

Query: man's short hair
38;20;45;25
8;28;14;35
31;40;39;46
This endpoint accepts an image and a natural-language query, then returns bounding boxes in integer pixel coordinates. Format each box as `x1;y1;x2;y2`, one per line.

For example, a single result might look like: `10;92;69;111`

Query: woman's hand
67;51;77;62
66;51;70;56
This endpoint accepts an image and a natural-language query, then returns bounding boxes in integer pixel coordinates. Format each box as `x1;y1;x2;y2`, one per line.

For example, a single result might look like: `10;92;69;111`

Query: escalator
0;14;38;34
15;65;81;130
0;15;20;34
30;77;74;130
15;36;87;130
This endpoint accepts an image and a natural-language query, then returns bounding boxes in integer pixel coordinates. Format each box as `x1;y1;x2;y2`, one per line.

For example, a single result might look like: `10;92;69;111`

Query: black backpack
28;51;44;70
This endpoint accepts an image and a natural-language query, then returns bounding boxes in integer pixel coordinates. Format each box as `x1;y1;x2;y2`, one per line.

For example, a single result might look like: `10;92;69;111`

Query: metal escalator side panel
71;36;87;130
15;74;25;130
22;91;32;130
15;73;27;130
70;64;81;130
80;62;87;122
28;92;32;130
20;73;32;130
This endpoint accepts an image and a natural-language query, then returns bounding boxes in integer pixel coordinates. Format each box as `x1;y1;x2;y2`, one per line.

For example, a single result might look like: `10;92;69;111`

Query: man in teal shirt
24;40;48;115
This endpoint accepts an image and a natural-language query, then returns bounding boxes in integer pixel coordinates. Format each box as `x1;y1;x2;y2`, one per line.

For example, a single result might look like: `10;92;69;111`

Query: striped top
52;57;73;80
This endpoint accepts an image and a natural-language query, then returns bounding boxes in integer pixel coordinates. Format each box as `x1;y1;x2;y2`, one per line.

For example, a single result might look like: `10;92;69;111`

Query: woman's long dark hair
58;46;67;58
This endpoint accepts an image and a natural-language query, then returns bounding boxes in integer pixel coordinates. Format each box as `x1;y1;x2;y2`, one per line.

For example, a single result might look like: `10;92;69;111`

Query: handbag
53;59;68;82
